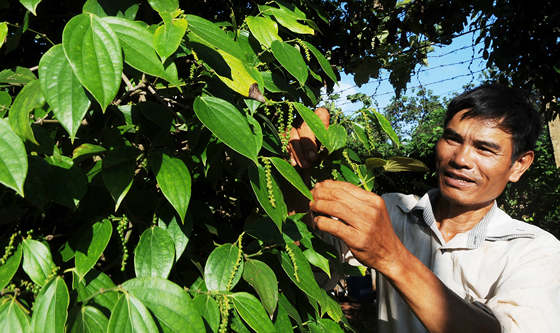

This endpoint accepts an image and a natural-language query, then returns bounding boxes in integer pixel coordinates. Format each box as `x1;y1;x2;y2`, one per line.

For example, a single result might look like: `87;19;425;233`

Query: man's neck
434;195;495;243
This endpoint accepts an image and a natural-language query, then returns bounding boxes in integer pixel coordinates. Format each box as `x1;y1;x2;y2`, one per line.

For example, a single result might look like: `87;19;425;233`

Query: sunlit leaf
104;17;180;88
274;303;294;333
205;243;243;291
0;119;28;196
269;157;312;200
147;0;178;13
39;44;91;143
271;41;307;85
31;276;69;333
19;0;42;15
62;13;122;111
122;277;206;332
22;238;56;287
293;102;328;146
242;259;278;316
0;23;8;49
8;79;44;145
186;15;245;60
230;292;276;333
301;41;337;83
327;124;347;153
269;8;314;35
383;157;429;172
246;16;281;48
154;18;188;61
0;297;30;333
303;248;330;278
134;226;175;279
75;219;112;280
158;204;193;262
73;270;119;313
308;319;345;333
193;96;260;163
352;123;370;151
280;243;323;303
72;144;107;163
371;109;400;147
151;151;191;223
0;66;37;85
107;293;158;333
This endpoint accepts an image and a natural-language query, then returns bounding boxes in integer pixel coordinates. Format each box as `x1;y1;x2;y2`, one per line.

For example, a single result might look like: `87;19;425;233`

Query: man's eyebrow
442;128;460;137
442;128;502;151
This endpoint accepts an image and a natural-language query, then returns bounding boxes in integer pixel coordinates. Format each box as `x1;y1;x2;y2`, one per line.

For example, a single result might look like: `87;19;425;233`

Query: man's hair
444;84;542;162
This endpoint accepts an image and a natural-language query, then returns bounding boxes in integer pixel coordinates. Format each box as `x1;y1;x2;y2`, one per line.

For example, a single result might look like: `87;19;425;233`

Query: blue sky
328;31;487;115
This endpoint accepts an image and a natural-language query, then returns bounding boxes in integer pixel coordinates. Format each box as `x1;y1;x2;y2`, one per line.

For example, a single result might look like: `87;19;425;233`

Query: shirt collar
406;189;499;249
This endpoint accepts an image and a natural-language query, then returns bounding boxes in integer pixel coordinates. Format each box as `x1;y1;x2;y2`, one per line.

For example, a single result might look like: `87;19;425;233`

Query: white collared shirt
377;189;560;333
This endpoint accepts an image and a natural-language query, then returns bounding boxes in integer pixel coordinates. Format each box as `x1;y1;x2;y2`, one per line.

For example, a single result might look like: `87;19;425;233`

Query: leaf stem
81;286;123;304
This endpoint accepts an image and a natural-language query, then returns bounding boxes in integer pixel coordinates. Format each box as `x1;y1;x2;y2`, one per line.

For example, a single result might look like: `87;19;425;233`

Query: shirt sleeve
480;238;560;333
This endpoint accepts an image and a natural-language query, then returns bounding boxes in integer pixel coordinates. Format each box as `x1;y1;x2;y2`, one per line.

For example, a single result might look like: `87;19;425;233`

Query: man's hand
309;180;405;273
288;107;329;169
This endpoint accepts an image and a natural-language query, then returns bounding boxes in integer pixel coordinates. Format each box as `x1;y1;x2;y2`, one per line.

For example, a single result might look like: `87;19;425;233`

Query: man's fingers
314;215;360;244
314;180;382;203
309;197;366;229
315;107;330;130
296;121;318;161
288;127;309;168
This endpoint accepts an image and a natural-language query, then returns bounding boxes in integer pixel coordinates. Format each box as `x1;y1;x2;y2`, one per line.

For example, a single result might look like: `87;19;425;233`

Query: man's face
435;109;529;209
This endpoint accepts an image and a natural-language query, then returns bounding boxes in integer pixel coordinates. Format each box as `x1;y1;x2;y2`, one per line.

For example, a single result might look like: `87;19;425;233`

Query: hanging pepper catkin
261;157;276;208
286;244;300;282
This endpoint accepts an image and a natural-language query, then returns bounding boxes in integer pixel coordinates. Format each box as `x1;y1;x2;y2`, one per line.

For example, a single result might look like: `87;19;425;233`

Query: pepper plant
0;0;425;332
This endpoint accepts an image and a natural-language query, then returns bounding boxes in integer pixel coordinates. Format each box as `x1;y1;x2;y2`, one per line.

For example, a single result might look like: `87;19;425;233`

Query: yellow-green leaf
0;119;28;196
383;157;429;172
153;18;188;61
8;79;44;145
246;16;281;48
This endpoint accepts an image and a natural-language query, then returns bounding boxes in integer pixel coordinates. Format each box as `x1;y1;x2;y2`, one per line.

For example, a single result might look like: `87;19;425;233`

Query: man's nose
450;144;474;169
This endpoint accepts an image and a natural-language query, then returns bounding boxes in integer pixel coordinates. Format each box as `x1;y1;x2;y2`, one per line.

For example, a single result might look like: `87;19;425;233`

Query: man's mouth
444;172;475;184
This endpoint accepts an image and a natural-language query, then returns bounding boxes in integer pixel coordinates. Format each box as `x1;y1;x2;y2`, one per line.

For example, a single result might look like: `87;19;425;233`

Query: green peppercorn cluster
285;245;300;282
226;234;244;292
116;217;130;271
361;110;376;150
218;295;231;333
261;157;276;208
343;149;359;173
296;38;311;61
0;231;20;266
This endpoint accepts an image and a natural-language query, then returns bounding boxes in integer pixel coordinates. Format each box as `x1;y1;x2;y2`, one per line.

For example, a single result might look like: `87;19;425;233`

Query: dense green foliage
0;0;430;332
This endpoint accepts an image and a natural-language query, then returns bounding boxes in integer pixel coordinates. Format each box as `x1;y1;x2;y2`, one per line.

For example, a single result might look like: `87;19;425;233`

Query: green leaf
147;0;178;13
365;157;386;170
322;291;344;323
308;319;344;333
269;8;314;35
47;155;88;210
151;151;191;223
293;102;328;146
280;243;323;303
75;219;113;280
193;96;260;163
122;277;206;332
154;18;188;61
107;293;159;333
371;110;399;147
68;306;109;333
62;13;122;111
383;157;429;172
342;263;368;276
0;22;7;49
38;44;91;143
242;259;278;316
22;238;56;287
278;294;302;327
8;79;44;145
271;41;307;85
83;0;139;20
269;157;312;200
303;248;330;278
0;66;37;85
261;71;298;98
352;123;370;151
158;204;193;262
192;294;220;333
230;292;276;333
31;276;70;333
0;296;31;333
246;16;281;48
301;41;337;83
204;243;243;291
72;144;107;163
103;17;180;88
0;243;22;291
274;303;294;333
248;164;287;229
186;15;245;60
134;226;175;279
73;270;119;313
216;50;260;100
244;217;284;245
327;124;347;153
102;146;139;210
19;0;42;15
0;119;28;197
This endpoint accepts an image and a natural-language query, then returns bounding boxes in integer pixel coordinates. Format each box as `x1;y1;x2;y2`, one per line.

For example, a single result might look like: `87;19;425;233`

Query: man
289;84;560;332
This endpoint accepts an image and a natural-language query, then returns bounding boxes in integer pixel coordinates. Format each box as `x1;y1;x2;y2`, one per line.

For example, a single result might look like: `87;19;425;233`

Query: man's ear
509;151;535;183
